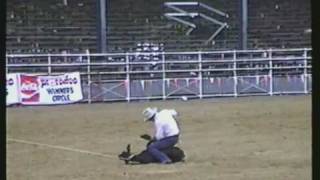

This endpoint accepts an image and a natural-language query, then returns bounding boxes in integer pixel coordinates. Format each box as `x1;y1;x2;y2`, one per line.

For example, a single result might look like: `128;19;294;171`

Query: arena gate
6;48;312;103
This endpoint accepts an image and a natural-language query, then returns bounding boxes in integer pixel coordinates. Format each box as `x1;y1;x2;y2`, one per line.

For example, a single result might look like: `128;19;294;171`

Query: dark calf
118;144;185;164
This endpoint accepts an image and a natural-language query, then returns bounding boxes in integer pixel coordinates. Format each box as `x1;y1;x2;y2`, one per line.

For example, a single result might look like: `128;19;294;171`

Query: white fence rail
6;48;312;103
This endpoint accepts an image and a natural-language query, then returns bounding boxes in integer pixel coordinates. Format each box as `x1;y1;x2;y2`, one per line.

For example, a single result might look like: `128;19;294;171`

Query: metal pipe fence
6;48;312;103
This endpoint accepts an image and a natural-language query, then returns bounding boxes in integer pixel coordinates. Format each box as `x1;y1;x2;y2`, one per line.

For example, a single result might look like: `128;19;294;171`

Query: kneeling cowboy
142;107;180;164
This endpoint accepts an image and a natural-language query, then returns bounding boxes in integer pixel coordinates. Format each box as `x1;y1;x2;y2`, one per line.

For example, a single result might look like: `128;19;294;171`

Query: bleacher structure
248;0;311;48
6;0;97;54
106;0;239;52
6;0;311;53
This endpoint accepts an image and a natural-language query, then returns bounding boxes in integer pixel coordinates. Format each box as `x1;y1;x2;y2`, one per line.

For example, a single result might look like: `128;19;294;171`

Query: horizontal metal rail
6;48;312;57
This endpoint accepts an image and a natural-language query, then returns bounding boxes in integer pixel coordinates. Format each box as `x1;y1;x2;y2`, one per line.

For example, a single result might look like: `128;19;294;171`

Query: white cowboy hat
142;107;158;121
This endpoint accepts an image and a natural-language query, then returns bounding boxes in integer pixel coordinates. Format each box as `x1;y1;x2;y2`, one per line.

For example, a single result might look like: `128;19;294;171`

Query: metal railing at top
6;48;312;103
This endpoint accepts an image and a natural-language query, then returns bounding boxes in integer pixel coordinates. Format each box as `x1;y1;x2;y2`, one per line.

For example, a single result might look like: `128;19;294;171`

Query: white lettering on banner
20;81;38;93
19;72;83;105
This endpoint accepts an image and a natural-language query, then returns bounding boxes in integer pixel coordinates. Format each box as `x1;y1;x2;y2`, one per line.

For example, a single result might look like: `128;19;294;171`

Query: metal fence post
303;48;308;94
87;51;91;104
198;51;203;99
48;54;51;75
233;50;238;97
162;52;166;100
268;49;273;96
126;53;131;102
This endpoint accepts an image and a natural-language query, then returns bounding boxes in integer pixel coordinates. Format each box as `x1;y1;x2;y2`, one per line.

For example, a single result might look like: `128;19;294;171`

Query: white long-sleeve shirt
153;109;180;140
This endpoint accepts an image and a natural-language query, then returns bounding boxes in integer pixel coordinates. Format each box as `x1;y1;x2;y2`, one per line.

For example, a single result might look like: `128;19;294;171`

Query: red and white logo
20;75;40;103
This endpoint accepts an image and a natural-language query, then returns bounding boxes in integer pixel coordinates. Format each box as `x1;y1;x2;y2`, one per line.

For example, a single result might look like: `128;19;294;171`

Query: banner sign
19;72;83;105
6;73;20;105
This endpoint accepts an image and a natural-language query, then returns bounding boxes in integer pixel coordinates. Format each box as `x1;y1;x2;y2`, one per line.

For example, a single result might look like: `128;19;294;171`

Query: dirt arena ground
7;95;311;180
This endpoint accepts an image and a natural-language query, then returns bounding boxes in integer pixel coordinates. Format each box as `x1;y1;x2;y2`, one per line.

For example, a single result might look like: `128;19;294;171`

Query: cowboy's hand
140;134;152;140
